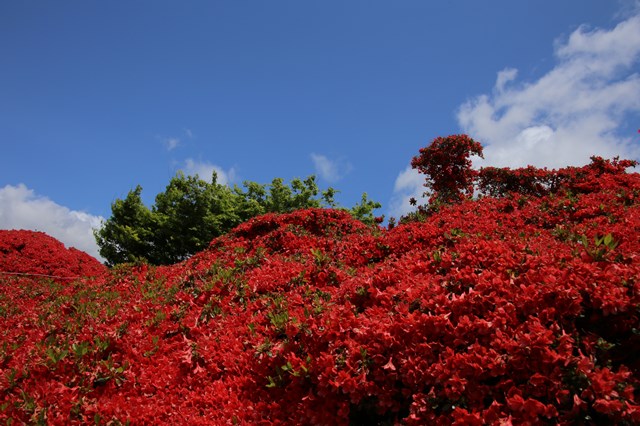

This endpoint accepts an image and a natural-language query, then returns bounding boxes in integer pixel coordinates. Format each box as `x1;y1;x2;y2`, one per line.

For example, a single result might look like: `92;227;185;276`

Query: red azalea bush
1;136;639;425
411;134;484;204
0;230;106;280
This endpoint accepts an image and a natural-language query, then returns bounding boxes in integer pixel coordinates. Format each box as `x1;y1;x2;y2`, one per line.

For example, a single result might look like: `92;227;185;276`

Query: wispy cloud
164;137;181;151
163;129;194;151
0;184;104;261
457;12;640;168
310;154;352;183
182;159;237;186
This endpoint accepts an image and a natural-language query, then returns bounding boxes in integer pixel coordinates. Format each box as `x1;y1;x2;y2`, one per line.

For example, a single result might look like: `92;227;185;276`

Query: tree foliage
94;173;380;266
410;134;484;205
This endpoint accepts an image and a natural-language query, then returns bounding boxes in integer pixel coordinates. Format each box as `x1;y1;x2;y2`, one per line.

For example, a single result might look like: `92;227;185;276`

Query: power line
0;271;82;280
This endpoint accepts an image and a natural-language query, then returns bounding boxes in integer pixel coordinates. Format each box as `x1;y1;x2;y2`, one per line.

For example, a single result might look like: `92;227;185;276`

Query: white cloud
182;159;237;185
495;68;518;93
164;137;181;151
457;12;640;168
388;165;424;219
0;184;104;261
390;11;640;217
310;153;352;183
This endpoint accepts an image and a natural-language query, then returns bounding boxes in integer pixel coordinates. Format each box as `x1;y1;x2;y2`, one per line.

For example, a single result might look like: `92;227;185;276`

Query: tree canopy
410;134;484;205
94;173;380;266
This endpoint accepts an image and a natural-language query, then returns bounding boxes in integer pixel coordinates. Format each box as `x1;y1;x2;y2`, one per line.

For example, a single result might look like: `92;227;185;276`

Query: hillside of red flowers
1;138;639;425
0;230;106;281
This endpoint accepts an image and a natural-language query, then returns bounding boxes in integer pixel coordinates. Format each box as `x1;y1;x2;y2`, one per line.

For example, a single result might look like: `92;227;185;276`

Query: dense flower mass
1;141;639;424
411;134;484;204
0;230;106;280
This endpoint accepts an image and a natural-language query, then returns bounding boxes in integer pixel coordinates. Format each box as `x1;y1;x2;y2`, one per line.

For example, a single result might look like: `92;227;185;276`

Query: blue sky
2;1;640;260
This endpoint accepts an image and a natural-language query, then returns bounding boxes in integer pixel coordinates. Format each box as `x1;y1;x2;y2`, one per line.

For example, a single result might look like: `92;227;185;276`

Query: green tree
95;173;380;266
93;186;156;265
349;193;382;225
234;175;334;215
152;172;242;264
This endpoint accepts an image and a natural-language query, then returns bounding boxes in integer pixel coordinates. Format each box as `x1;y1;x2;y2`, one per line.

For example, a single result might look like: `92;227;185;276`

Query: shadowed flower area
0;149;639;424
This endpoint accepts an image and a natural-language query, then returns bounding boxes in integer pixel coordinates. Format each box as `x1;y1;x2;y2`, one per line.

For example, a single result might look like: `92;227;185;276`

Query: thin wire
0;271;81;280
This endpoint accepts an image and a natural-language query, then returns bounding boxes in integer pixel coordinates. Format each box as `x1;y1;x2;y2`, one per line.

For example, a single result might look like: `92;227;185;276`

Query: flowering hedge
1;142;639;424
